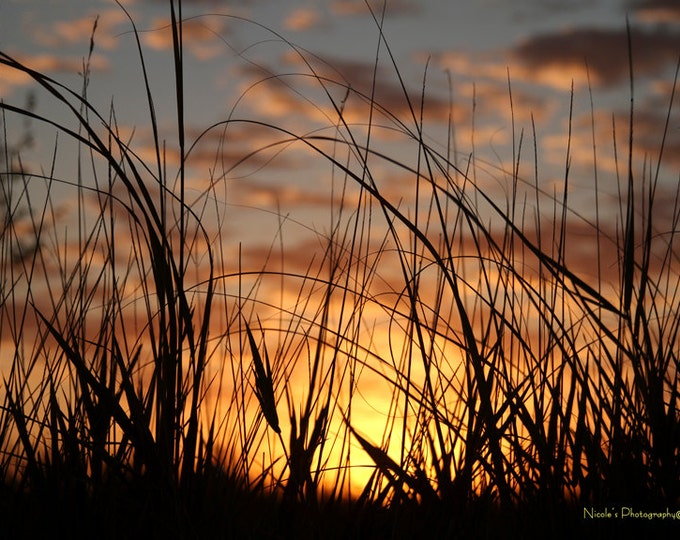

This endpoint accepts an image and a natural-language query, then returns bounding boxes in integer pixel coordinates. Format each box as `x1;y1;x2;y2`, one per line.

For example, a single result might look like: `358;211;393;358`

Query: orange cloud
283;7;323;32
143;15;227;61
34;9;129;51
239;49;459;133
0;52;110;95
331;0;419;17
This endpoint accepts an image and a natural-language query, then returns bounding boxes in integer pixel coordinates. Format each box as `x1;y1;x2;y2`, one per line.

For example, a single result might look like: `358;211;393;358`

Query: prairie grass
0;1;679;538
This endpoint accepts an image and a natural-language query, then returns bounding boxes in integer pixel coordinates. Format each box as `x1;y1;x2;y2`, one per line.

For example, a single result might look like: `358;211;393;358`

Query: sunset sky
2;0;680;494
3;0;680;372
3;1;680;256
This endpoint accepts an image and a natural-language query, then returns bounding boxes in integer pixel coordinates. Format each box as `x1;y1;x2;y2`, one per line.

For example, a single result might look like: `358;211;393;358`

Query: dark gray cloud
633;0;680;22
512;26;680;88
283;52;459;123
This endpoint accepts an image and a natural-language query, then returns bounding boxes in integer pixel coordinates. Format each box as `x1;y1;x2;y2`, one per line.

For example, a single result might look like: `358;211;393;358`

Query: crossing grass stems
0;1;678;538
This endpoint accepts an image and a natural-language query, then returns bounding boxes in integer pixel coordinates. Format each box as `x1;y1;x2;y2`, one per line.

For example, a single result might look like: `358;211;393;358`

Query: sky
2;0;680;253
2;0;680;490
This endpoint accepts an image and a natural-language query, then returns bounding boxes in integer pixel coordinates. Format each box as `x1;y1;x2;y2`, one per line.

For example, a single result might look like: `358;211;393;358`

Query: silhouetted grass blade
245;322;280;434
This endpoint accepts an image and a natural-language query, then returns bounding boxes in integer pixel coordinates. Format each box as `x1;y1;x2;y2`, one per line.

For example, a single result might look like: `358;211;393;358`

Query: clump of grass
0;1;679;538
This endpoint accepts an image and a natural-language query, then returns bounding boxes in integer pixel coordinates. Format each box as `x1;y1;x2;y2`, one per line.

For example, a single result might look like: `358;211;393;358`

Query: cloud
0;52;110;95
283;7;324;32
634;0;680;23
0;61;34;96
510;26;680;89
143;15;227;60
246;50;458;129
34;9;129;51
186;121;307;175
430;51;555;126
236;180;341;214
141;0;253;6
331;0;419;17
610;106;680;165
